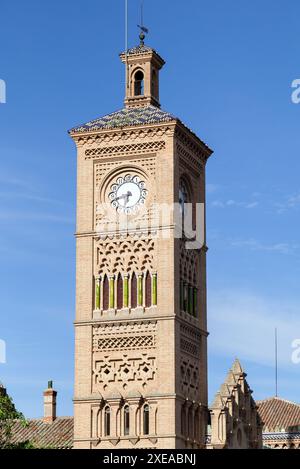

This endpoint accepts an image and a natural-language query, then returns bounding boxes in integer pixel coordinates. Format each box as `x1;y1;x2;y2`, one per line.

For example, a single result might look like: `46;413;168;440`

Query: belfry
69;34;213;449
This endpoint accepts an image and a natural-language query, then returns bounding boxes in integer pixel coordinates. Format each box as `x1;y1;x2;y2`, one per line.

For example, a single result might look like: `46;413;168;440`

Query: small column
91;406;99;439
109;275;115;310
123;274;129;308
129;401;140;437
152;273;157;306
138;273;143;307
95;275;101;311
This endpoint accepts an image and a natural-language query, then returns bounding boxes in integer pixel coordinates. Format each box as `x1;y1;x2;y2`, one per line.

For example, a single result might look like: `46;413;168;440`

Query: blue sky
0;0;299;418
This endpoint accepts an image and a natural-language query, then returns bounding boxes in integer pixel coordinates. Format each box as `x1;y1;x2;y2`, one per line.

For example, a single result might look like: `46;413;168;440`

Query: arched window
183;281;188;313
237;428;242;447
104;406;111;436
192;287;197;317
179;279;182;310
124;405;130;436
143;404;150;435
188;407;193;439
145;272;151;308
179;178;195;234
194;409;200;441
103;275;109;311
188;285;194;316
131;273;137;309
134;71;144;96
179;180;189;215
117;274;123;310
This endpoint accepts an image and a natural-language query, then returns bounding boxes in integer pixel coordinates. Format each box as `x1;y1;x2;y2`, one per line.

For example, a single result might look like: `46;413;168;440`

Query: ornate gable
207;359;263;449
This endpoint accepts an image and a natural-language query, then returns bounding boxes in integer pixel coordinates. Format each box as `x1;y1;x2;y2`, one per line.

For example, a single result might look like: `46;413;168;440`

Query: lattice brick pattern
175;128;210;162
86;141;165;159
95;157;156;186
96;237;156;274
180;338;200;358
180;240;199;283
180;359;199;395
180;324;202;342
177;143;203;175
94;334;156;351
73;124;173;147
93;321;157;336
93;354;157;387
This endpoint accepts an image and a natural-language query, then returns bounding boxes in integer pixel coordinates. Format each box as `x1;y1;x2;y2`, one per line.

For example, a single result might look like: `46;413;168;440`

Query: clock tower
69;37;213;449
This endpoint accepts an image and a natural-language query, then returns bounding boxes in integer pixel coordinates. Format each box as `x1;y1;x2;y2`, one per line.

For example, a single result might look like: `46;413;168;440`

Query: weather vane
137;1;149;45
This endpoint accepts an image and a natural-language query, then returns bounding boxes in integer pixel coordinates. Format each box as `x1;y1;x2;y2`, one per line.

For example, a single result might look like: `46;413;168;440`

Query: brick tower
69;35;213;449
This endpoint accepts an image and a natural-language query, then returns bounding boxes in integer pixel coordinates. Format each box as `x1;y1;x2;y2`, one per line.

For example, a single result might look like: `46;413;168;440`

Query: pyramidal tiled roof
69;105;177;134
257;397;300;432
119;43;165;63
122;44;156;56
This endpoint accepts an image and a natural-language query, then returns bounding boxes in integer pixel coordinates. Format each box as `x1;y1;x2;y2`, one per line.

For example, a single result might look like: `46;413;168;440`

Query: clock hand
124;191;132;206
116;191;133;206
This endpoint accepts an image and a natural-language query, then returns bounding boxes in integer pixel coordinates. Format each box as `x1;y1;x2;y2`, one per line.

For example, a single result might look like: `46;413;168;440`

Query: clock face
108;175;148;214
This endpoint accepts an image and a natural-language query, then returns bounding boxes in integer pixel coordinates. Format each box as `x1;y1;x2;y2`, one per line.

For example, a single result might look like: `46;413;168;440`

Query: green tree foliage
0;384;26;449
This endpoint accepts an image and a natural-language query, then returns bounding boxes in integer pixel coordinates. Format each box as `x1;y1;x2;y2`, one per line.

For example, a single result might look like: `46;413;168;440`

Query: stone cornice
70;121;177;145
70;119;213;162
74;316;209;338
175;122;213;163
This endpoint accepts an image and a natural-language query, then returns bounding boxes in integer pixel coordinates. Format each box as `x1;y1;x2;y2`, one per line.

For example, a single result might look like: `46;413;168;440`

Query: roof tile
7;417;74;449
257;397;300;432
69;105;176;134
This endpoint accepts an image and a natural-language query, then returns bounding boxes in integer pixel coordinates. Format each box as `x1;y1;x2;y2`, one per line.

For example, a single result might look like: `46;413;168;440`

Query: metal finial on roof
139;31;146;45
48;380;53;389
137;1;149;46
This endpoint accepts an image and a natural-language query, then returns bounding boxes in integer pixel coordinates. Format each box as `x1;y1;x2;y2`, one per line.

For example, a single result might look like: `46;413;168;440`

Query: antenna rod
125;0;129;91
275;327;278;397
137;0;149;39
141;1;144;27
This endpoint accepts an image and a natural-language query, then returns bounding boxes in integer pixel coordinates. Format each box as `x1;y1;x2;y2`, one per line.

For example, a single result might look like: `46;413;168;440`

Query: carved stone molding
180;337;200;358
86;141;165;160
93;353;157;390
95;236;156;276
180;357;200;398
177;143;204;175
73;125;175;148
175;127;212;164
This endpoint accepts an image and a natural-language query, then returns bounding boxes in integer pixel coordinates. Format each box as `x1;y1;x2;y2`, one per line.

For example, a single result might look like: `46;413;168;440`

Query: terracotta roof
257;397;300;432
8;417;74;449
69;105;176;134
